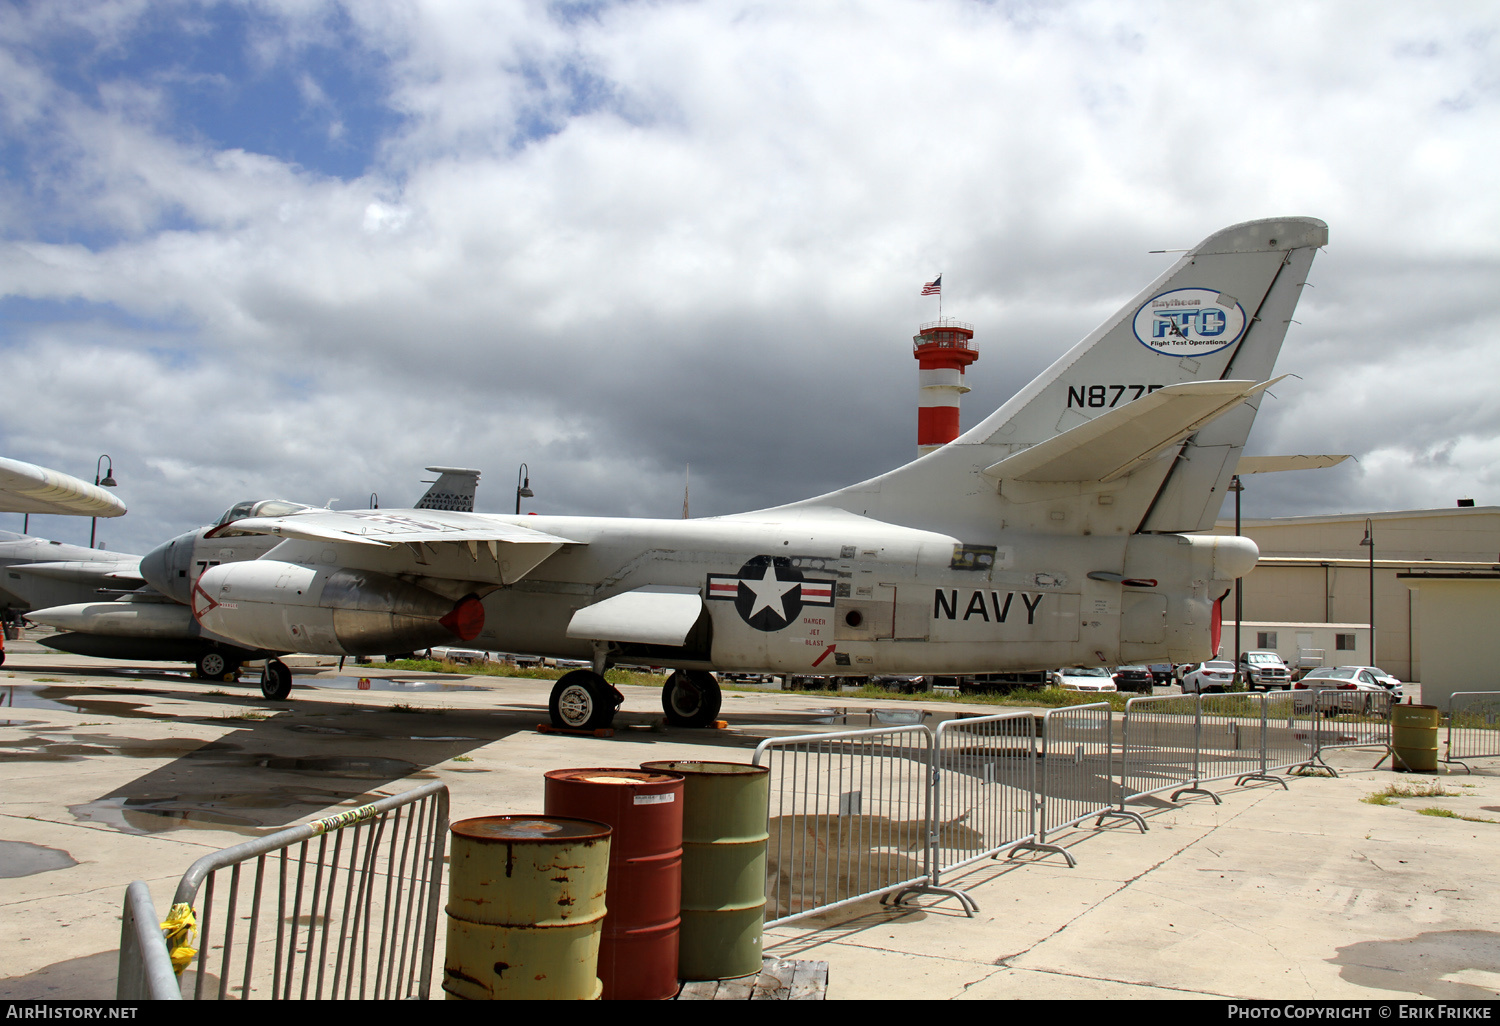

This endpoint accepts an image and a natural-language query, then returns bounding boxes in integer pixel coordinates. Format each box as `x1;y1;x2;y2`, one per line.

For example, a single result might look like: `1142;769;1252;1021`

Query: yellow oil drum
443;816;611;1000
1391;703;1441;773
641;760;769;980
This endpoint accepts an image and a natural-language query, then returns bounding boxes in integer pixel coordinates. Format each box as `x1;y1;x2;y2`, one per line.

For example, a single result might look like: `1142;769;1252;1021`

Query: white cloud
0;0;1498;554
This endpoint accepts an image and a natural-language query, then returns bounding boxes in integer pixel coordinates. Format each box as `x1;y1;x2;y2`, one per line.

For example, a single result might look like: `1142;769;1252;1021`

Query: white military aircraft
29;468;482;678
180;217;1327;730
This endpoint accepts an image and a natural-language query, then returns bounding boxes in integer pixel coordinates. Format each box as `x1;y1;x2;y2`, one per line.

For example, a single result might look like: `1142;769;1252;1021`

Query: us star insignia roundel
707;556;836;632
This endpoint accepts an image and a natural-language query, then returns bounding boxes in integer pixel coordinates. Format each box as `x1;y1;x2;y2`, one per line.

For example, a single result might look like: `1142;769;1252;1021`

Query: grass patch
1366;780;1461;800
453;755;473;763
1418;807;1497;823
222;710;270;721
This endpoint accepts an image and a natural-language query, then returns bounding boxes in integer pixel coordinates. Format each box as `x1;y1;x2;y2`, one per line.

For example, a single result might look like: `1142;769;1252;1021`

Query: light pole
1230;473;1244;683
90;455;117;548
515;463;533;515
1360;518;1375;666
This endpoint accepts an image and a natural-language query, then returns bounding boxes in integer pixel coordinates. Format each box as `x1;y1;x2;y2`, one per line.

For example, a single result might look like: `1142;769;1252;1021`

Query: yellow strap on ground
160;903;198;974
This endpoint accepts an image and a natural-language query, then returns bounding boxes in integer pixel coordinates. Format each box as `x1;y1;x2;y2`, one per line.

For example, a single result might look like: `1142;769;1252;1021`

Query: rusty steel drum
444;816;612;1001
640;760;769;980
544;767;685;1000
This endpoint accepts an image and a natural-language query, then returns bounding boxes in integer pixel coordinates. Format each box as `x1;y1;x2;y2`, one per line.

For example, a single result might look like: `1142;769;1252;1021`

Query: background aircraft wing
0;456;127;518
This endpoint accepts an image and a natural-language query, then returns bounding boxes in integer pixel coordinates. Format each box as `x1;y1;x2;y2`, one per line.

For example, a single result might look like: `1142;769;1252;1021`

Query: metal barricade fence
119;782;449;1000
1118;695;1214;807
925;712;1040;904
753;725;934;926
1293;689;1393;775
118;881;183;1000
1198;693;1287;790
1023;704;1141;865
1445;691;1500;771
1261;690;1310;776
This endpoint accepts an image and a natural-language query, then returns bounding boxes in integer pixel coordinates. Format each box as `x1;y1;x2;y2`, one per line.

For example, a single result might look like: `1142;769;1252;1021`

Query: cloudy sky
1;0;1497;555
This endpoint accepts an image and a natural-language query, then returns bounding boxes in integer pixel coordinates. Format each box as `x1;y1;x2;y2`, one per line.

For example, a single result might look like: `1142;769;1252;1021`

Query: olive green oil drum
1391;704;1441;773
443;816;612;1000
641;760;770;980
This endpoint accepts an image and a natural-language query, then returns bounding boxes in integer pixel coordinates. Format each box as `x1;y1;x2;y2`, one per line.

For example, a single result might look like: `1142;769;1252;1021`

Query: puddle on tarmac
0;840;78;878
0;684;158;718
300;676;486;693
0;734;228;762
69;787;381;836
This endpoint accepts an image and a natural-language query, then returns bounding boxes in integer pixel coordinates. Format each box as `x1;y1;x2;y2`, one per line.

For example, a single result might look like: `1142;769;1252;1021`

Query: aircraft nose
139;530;197;604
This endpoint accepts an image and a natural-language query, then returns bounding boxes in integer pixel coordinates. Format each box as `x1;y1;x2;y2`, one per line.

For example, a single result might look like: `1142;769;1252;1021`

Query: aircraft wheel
662;670;723;728
260;659;293;701
197;651;229;679
549;670;615;730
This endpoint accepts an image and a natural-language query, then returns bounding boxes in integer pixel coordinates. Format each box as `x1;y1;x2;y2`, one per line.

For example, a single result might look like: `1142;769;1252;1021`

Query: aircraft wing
982;378;1284;484
0;457;127;518
9;558;145;585
223;508;578;585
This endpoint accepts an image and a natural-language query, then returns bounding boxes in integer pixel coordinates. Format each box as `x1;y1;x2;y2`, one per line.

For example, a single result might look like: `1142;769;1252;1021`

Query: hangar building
1210;504;1500;709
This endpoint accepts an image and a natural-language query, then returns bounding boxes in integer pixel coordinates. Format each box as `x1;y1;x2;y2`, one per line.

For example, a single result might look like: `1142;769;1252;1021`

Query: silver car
1292;666;1393;714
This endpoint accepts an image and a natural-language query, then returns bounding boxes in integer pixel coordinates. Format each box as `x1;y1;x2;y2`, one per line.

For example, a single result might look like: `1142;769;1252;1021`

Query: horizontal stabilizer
983;378;1284;484
566;586;705;647
1236;454;1351;475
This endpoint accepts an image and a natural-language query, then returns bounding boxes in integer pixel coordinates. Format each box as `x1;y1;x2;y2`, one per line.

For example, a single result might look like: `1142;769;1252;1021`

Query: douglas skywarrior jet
175;218;1327;730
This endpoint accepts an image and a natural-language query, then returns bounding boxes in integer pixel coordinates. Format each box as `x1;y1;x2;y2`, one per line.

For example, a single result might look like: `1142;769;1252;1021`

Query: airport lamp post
1231;473;1244;685
89;454;117;549
516;463;533;515
1360;518;1375;666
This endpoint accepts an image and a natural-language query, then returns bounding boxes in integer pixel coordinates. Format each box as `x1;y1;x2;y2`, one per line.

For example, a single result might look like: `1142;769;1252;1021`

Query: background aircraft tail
414;467;481;512
785;217;1327;537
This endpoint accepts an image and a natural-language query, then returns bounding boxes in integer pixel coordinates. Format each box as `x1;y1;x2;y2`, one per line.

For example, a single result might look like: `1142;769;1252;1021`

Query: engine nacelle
193;560;484;657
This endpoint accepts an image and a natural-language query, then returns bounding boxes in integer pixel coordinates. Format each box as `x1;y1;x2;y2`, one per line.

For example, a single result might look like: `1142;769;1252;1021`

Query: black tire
661;670;723;728
197;651;229;679
260;659;293;701
549;670;616;730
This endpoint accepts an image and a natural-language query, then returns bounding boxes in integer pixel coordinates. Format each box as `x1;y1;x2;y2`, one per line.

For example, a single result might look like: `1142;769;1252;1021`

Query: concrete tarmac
1;639;1497;1002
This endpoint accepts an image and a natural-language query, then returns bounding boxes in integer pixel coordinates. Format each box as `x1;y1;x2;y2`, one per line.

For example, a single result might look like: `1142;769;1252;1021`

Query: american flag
921;275;941;296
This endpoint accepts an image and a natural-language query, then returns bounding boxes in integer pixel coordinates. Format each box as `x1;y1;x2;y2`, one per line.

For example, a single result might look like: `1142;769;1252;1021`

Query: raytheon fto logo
1133;288;1246;357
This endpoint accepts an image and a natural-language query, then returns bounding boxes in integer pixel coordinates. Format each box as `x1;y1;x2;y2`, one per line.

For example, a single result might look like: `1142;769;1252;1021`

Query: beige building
1210;505;1500;695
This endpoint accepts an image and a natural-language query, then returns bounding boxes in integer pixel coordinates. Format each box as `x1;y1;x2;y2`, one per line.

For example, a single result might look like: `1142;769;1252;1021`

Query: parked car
1052;667;1118;693
1336;665;1404;698
1112;665;1154;692
1180;660;1237;694
1147;663;1176;686
1292;666;1392;714
1239;650;1291;690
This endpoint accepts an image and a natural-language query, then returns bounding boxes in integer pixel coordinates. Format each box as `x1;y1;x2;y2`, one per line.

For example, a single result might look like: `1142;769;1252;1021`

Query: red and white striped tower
913;317;978;454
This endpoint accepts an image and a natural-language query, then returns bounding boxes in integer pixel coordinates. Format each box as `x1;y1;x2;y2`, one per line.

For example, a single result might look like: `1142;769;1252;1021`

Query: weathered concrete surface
1;641;1496;1000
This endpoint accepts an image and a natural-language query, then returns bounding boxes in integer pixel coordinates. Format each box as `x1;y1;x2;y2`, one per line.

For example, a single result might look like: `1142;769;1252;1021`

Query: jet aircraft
179;218;1326;730
27;468;482;678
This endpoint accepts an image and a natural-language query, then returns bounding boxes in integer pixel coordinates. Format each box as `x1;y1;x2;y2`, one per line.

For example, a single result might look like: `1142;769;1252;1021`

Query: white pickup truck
1239;650;1292;690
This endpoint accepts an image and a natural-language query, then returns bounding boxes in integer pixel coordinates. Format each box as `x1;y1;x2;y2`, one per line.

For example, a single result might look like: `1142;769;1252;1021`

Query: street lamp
90;454;117;548
515;463;533;515
1360;518;1375;666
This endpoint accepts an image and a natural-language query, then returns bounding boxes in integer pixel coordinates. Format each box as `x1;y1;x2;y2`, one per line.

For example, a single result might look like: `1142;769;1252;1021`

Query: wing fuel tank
193;560;485;657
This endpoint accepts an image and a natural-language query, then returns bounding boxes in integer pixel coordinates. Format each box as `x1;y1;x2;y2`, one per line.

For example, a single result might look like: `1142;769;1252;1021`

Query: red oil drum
544;768;685;1000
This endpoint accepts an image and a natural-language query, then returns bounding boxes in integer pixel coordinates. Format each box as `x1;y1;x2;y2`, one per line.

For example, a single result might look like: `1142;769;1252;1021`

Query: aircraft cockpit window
252;500;310;519
214;499;310;527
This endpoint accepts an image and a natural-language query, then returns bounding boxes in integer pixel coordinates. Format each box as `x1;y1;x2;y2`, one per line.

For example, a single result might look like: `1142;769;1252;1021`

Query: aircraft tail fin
414;467;481;512
781;217;1327;536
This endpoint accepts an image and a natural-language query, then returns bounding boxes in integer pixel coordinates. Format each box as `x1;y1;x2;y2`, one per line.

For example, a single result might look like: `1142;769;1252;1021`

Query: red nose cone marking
440;595;485;641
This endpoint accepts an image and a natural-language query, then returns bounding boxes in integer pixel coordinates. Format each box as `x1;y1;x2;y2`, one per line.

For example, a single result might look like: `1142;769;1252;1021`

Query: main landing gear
260;658;293;700
548;670;624;731
196;650;241;681
661;670;723;728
